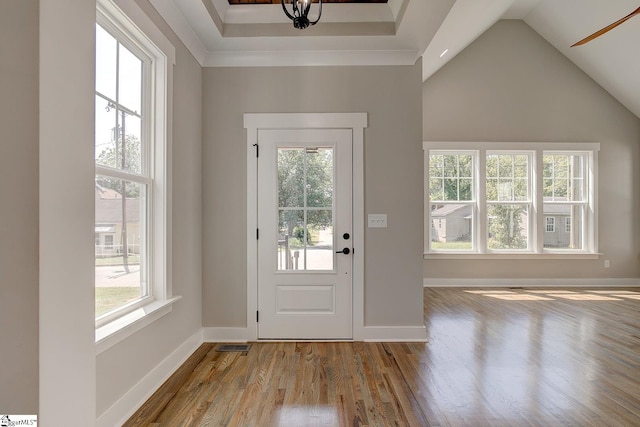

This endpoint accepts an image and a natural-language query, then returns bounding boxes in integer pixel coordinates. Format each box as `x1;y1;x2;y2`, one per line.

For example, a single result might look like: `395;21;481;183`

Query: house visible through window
424;142;599;256
428;152;474;250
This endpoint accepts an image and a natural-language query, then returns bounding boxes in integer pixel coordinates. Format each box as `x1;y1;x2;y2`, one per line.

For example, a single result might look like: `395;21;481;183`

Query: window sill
424;252;601;260
96;296;182;355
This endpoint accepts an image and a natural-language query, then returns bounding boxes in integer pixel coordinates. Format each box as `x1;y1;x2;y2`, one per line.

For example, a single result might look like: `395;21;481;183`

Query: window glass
429;153;474;251
95;22;149;320
425;146;595;255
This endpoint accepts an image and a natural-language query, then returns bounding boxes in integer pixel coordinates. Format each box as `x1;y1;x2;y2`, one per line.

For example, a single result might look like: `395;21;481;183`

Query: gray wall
95;0;203;417
0;0;39;413
202;63;424;328
423;20;640;279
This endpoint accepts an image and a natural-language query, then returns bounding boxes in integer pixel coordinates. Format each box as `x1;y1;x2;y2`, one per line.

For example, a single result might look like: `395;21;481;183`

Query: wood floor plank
124;287;640;426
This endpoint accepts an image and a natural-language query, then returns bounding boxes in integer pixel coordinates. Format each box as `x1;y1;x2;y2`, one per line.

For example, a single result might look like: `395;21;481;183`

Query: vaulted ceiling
149;0;640;118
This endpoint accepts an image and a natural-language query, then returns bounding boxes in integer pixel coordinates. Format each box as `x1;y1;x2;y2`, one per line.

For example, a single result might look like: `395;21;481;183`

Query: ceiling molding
203;49;420;67
222;21;395;37
149;0;208;64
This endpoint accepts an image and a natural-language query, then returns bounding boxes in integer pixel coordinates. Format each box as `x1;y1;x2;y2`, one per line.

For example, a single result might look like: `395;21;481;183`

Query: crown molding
203;49;419;67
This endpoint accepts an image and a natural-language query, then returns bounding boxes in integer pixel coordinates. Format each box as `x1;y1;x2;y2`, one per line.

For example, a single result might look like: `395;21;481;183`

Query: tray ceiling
150;0;640;118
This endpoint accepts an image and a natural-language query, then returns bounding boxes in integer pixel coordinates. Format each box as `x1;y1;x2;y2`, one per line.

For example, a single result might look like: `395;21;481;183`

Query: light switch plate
368;214;387;228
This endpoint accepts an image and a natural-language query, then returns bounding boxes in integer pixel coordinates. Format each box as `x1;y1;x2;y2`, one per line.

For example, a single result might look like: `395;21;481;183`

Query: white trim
101;0;176;65
96;329;203;427
204;50;419;68
96;297;182;354
224;3;394;24
423;141;601;152
203;327;253;343
424;278;640;287
245;113;368;130
148;0;206;65
360;326;428;342
424;252;601;260
244;113;367;342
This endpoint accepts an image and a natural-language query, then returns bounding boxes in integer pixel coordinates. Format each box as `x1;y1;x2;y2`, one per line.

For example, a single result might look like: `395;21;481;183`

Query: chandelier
281;0;323;30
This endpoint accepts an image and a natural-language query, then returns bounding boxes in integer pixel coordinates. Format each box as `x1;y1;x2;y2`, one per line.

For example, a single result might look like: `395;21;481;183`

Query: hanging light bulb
281;0;322;30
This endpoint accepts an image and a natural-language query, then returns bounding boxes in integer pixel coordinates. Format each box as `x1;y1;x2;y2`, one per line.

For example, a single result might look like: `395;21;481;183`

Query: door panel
258;129;352;339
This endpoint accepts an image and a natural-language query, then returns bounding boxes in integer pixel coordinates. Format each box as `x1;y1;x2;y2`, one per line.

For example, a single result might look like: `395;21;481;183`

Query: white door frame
244;113;367;341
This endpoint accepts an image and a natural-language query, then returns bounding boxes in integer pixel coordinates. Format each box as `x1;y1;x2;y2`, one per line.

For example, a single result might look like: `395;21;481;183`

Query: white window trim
95;0;178;354
423;141;600;259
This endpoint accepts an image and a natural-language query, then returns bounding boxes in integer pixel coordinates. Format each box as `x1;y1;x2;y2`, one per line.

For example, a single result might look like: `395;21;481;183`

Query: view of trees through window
277;147;334;270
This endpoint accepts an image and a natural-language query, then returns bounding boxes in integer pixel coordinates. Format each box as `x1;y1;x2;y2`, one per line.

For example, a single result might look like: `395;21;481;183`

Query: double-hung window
428;152;475;250
486;152;531;251
95;0;175;350
424;142;599;257
542;152;588;250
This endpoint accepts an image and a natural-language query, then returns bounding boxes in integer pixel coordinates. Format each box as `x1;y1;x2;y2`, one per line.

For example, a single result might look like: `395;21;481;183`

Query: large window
95;0;174;347
424;143;599;256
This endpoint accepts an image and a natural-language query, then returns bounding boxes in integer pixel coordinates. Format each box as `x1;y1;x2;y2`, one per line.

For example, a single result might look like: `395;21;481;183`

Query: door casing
244;113;367;341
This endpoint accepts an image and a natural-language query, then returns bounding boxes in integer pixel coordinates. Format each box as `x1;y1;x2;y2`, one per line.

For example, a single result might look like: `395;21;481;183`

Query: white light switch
368;214;387;228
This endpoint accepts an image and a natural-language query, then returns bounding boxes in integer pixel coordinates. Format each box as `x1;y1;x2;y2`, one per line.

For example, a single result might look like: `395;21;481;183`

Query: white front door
257;129;353;339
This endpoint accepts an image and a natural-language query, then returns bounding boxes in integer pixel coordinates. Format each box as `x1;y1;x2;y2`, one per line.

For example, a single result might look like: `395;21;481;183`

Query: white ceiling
150;0;640;118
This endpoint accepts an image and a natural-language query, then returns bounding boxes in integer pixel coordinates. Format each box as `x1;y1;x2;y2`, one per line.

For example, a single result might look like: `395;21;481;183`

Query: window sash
95;19;153;323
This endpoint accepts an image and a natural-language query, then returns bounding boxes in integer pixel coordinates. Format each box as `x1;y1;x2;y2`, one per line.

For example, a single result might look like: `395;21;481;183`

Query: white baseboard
96;329;204;427
423;278;640;287
203;327;253;342
359;325;428;342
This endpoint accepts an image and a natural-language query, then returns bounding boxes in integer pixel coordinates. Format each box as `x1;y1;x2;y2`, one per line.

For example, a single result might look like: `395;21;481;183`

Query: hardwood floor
125;288;640;426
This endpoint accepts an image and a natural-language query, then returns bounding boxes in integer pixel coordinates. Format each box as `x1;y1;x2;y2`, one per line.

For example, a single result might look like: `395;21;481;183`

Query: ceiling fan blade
571;6;640;47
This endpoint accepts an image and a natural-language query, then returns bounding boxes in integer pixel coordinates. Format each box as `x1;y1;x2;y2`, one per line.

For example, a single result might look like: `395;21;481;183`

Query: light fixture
281;0;322;30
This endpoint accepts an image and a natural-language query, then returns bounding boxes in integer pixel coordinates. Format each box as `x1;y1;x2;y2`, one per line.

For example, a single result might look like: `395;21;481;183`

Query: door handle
336;247;351;255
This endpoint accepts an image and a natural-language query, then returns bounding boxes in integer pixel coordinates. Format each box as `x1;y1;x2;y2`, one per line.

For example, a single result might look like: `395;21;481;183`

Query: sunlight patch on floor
486;294;553;301
466;289;639;302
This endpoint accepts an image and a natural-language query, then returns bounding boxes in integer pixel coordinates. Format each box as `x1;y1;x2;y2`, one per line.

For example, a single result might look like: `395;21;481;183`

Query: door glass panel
307;210;333;270
278;209;305;271
306;148;333;207
277;146;335;271
278;149;305;207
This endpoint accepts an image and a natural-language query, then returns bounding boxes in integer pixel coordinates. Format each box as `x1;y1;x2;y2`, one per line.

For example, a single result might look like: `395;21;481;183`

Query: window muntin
424;144;597;255
95;21;151;323
428;152;474;251
542;153;588;250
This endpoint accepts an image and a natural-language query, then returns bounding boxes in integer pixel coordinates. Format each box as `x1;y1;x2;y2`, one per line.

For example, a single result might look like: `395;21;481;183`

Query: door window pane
278;149;305;208
306;148;333;208
307;210;334;270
